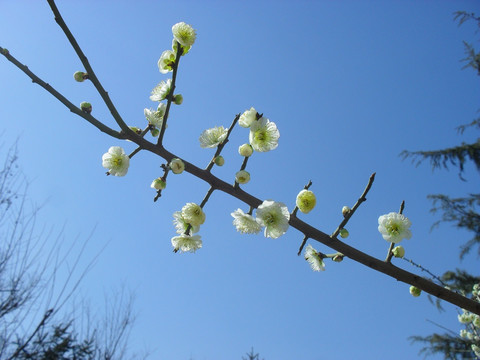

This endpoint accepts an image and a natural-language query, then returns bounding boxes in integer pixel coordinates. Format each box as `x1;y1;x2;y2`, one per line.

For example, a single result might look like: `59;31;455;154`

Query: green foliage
400;142;480;178
15;322;96;360
410;333;476;360
429;194;480;258
429;269;480;311
407;10;480;360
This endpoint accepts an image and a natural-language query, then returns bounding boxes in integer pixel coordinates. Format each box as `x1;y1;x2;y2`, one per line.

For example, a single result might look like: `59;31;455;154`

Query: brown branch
46;0;132;135
0;47;124;139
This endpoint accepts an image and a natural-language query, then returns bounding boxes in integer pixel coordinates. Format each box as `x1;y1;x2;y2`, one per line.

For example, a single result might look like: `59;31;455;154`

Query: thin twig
331;173;376;238
206;113;241;172
0;47;123;139
46;0;132;134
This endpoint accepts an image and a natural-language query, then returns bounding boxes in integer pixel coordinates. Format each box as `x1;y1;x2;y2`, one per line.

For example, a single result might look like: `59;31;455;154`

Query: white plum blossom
231;209;261;234
378;212;412;244
239;107;257;128
181;203;206;227
150;79;172;101
199;126;228;148
144;103;166;128
171;234;202;253
172;22;196;47
173;211;199;234
256;200;290;239
304;244;325;271
102;146;130;176
158;50;176;74
235;170;250;184
249;117;280;152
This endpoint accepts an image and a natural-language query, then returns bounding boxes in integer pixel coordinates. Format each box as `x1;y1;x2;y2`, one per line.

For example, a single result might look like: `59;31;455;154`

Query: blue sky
1;1;479;359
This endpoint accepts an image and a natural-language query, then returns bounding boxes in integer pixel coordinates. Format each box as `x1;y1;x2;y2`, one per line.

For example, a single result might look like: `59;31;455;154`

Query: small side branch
46;0;132;134
0;47;124;139
331;173;375;238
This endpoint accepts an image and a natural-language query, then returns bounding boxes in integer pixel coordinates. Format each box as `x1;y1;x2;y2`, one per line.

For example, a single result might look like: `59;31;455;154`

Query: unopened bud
235;170;250;184
342;206;351;217
129;126;142;134
150;128;160;137
339;228;349;238
74;71;87;82
409;286;421;297
332;254;344;262
392;245;405;258
169;158;185;174
214;156;225;166
80;102;92;114
238;143;253;157
173;94;183;105
151;178;166;190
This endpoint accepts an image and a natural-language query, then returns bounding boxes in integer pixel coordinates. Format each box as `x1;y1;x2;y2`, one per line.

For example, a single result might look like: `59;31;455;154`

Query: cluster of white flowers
171;203;205;253
230;200;290;239
458;284;480;356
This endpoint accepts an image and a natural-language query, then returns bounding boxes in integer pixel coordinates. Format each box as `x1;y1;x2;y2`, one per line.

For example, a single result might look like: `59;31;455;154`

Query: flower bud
80;102;92;114
150;128;160;137
170;158;185;174
129;126;142;134
173;94;183;105
235;170;250;184
332;254;344;262
342;206;351;217
1;48;9;55
392;245;405;258
339;228;349;238
151;178;166;190
214;156;225;166
296;190;316;214
238;143;253;157
74;71;87;82
409;286;421;297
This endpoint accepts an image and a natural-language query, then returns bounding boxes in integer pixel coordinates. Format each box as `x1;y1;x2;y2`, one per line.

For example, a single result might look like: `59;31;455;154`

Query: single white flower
249;117;280;152
378;212;412;243
169;158;185;174
144;103;166;128
239;107;257;128
173;211;199;234
172;22;197;47
256;200;290;239
102;146;130;176
231;209;261;234
181;202;206;227
151;177;166;190
199;126;228;148
304;244;325;271
150;79;172;101
296;189;317;214
235;170;250;184
171;234;202;253
158;50;176;74
238;143;254;157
